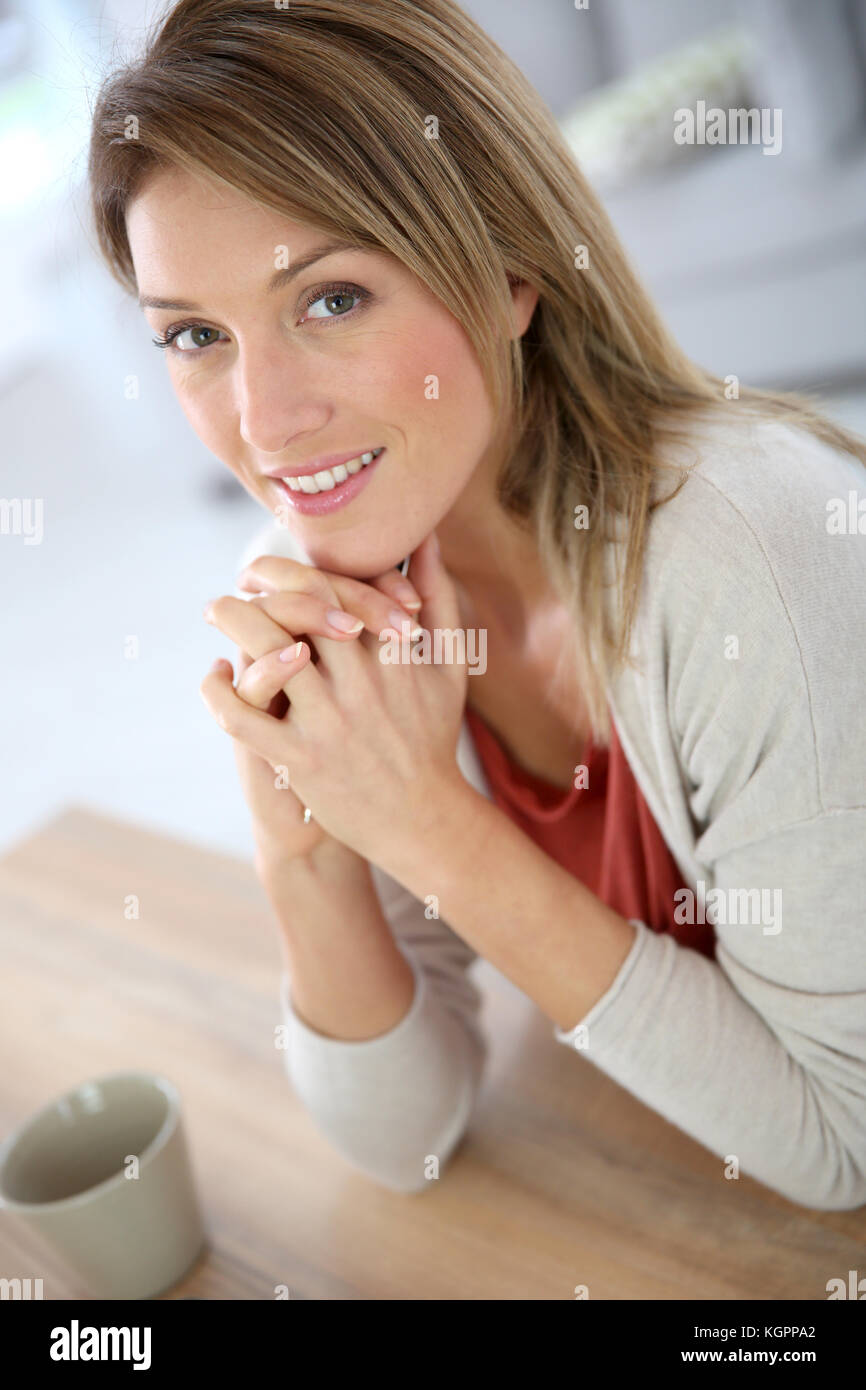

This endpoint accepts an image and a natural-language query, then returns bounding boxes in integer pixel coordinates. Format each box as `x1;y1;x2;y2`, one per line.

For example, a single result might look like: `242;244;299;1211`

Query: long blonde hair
87;0;866;743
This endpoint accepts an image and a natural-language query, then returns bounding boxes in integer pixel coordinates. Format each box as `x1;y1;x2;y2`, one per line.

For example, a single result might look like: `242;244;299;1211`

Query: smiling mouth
272;447;386;516
280;447;385;494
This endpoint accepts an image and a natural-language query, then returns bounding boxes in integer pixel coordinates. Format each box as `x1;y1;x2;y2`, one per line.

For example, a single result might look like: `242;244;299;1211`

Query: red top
464;705;716;960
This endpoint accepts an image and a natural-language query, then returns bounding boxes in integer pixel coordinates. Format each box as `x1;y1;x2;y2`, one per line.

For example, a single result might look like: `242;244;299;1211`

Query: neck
435;454;554;632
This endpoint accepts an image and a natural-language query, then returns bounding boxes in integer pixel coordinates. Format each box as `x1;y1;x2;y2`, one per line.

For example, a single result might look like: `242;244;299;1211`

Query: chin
302;534;409;581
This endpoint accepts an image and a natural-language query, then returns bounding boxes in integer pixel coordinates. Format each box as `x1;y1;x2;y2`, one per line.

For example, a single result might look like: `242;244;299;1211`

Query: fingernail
394;580;422;611
203;604;215;623
279;642;305;663
327;608;364;634
388;608;424;638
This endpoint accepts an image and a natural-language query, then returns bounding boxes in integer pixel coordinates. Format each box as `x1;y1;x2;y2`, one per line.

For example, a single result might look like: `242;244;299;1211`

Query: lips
274;447;385;516
282;446;383;493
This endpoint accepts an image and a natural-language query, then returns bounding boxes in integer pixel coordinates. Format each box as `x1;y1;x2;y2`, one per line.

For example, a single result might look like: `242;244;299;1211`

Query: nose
235;334;330;456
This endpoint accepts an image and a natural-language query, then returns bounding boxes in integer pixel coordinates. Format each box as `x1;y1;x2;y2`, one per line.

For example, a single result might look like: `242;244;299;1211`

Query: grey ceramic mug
0;1071;207;1299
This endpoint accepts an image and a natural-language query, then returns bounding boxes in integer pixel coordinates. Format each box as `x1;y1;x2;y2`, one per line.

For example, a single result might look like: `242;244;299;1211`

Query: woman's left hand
199;531;470;870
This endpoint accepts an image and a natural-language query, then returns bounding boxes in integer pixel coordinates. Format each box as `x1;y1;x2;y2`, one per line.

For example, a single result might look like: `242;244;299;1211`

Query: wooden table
0;807;863;1301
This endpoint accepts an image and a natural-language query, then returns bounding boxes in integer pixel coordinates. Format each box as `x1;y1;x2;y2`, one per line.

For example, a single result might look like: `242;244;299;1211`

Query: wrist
377;769;484;889
253;832;366;887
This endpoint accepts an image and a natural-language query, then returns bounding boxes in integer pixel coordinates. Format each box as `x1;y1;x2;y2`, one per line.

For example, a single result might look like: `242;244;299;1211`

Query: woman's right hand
201;556;423;865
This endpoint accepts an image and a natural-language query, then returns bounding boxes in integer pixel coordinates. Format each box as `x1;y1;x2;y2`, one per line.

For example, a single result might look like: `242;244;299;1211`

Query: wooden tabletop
0;806;862;1301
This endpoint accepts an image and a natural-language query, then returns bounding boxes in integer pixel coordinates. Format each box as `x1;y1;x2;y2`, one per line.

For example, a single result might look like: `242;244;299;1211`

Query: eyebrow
137;238;365;311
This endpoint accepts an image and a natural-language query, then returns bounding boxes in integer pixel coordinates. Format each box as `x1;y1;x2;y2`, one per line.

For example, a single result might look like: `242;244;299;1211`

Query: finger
204;595;322;703
234;641;312;710
199;659;304;767
247;590;369;641
232;647;298;718
234;644;288;717
239;560;419;636
406;530;462;633
368;566;422;613
263;581;417;643
236;555;340;606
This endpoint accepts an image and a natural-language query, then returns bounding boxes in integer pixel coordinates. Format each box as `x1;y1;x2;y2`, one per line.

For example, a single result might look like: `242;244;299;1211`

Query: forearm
381;776;637;1030
255;839;415;1041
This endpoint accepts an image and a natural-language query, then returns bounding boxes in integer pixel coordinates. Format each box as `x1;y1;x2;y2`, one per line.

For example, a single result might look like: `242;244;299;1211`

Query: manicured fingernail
394;580;422;611
388;608;424;638
327;608;364;634
203;604;215;622
279;642;305;663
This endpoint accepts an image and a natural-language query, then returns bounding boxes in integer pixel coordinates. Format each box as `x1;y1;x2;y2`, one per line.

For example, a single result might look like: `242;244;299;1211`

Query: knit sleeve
555;438;866;1210
559;809;866;1209
278;862;488;1193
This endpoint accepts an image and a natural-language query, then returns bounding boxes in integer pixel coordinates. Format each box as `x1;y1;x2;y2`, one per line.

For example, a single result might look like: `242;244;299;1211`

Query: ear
507;273;539;339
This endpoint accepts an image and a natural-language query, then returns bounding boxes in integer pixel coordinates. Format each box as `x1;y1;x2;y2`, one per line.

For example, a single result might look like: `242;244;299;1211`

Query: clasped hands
199;530;470;872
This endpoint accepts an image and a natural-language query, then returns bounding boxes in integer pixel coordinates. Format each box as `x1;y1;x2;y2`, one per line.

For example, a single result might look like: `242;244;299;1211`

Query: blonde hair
87;0;866;743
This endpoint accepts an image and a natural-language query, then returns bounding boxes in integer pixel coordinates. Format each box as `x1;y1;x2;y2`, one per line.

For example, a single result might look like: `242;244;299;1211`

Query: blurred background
2;0;865;859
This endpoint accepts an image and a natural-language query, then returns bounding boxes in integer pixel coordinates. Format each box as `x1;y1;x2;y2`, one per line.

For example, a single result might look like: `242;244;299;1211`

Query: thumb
407;530;461;632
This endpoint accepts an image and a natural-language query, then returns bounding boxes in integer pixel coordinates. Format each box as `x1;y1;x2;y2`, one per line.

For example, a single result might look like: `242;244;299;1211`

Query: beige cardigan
236;408;866;1210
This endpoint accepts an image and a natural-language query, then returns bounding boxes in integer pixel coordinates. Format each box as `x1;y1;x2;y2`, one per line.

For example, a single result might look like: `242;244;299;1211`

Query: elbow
336;1071;481;1195
365;1144;467;1196
754;1109;866;1213
733;1163;866;1214
785;1168;866;1214
326;1129;475;1198
783;1186;866;1214
323;1044;484;1194
797;1085;866;1211
281;998;487;1194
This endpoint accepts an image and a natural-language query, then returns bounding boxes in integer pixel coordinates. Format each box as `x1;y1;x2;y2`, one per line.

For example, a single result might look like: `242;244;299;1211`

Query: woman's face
127;167;537;578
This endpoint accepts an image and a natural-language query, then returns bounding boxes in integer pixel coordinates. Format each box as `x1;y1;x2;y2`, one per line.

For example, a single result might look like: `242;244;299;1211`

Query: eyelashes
151;321;223;353
300;281;370;318
151;281;371;355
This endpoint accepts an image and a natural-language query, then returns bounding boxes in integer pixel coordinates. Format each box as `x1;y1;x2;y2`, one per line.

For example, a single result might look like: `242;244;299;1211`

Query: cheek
424;327;495;478
170;369;233;452
377;316;493;447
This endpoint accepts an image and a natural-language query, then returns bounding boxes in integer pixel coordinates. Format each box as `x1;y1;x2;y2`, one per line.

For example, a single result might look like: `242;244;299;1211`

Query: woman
87;0;866;1209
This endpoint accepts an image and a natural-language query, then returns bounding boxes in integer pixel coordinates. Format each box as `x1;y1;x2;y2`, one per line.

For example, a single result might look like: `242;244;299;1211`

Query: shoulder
628;406;866;820
644;404;866;597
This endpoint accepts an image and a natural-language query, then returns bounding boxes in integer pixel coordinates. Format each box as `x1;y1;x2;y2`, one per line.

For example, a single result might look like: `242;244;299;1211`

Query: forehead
126;167;317;271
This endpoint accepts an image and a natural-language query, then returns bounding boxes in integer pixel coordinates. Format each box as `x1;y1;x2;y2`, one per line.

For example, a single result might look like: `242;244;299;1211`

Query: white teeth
283;447;383;493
